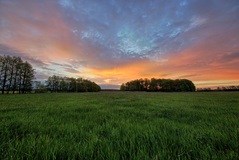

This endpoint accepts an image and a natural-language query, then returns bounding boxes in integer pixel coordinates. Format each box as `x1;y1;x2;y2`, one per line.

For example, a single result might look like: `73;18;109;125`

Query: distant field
0;92;238;159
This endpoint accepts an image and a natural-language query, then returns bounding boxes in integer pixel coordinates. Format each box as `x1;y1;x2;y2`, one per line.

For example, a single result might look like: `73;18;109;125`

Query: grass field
0;92;238;159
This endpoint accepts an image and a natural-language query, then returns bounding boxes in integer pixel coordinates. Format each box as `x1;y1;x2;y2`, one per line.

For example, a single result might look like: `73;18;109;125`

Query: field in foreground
0;92;238;159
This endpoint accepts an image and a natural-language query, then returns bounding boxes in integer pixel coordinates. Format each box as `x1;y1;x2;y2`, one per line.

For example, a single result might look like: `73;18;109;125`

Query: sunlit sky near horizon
0;0;239;89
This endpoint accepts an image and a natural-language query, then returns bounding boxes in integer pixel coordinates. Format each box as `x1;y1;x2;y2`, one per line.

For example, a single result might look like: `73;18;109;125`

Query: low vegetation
0;92;238;159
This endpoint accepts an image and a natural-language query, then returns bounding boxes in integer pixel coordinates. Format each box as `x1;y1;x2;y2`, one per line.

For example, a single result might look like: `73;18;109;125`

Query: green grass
0;92;238;159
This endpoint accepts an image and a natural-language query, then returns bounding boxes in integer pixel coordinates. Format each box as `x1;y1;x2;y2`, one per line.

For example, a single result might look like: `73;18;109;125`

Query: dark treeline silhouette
0;55;101;94
45;75;101;93
0;55;34;94
120;78;196;92
2;55;237;94
197;86;239;92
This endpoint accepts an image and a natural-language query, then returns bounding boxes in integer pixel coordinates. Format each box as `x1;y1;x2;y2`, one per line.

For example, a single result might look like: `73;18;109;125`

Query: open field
0;92;238;159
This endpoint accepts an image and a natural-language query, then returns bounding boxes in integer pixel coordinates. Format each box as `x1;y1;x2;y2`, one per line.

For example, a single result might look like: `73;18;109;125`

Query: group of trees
0;55;101;94
217;86;239;91
120;78;196;92
0;55;34;94
45;75;101;93
197;86;239;92
2;55;238;94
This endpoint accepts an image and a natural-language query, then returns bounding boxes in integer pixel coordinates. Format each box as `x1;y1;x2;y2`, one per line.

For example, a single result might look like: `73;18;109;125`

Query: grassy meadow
0;92;238;159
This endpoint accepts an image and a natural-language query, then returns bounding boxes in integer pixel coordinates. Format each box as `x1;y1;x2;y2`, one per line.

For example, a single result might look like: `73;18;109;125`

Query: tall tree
0;55;3;90
1;56;11;94
7;56;17;93
12;57;23;94
0;55;35;94
21;61;34;93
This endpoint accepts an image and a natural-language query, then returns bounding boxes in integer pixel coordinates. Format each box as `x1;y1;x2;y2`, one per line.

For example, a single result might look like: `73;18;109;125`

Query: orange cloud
0;1;78;60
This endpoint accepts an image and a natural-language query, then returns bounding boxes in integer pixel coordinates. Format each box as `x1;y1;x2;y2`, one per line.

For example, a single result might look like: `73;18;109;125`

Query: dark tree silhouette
46;75;101;93
0;55;34;94
121;78;196;92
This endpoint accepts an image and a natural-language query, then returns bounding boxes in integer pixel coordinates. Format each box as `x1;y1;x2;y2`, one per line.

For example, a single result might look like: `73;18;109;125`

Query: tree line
2;55;238;93
43;75;101;93
197;86;239;92
0;55;34;94
0;55;101;94
120;78;196;92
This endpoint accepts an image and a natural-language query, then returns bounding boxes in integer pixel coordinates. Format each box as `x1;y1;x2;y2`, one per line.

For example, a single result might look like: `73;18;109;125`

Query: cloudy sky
0;0;239;89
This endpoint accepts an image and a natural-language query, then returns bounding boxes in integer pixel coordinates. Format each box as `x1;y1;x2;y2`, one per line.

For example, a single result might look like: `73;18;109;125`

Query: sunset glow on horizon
1;0;239;89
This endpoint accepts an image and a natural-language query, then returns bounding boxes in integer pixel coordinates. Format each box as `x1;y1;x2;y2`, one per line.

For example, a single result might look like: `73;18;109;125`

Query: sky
0;0;239;89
